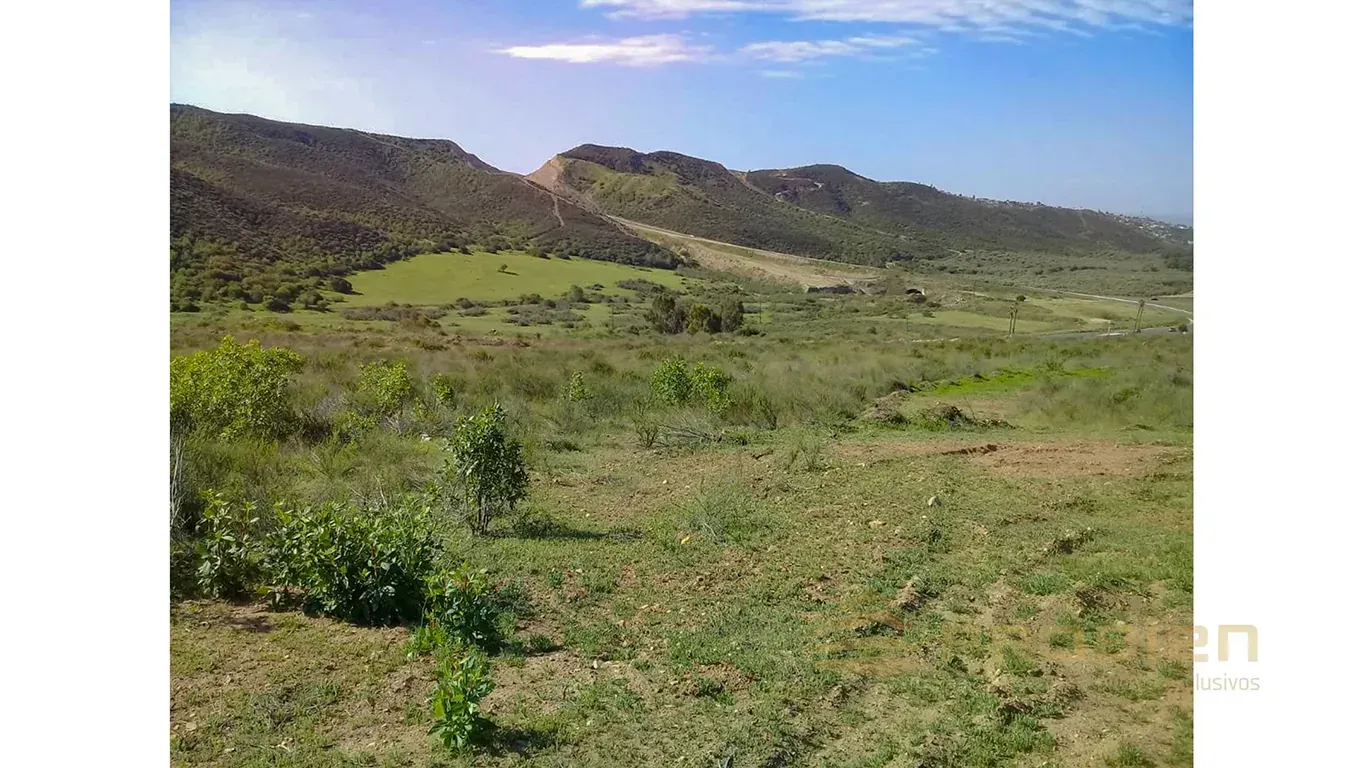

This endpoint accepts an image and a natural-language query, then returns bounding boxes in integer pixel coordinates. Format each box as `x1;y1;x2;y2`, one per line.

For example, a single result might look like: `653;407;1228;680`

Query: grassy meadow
170;242;1193;768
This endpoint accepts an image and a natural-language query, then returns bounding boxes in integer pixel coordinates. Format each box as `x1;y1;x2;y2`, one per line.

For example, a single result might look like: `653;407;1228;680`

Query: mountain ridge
169;106;673;310
531;144;1189;264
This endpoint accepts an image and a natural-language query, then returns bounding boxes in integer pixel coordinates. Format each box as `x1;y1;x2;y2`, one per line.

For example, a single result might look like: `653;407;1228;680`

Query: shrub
647;293;687;334
356;360;416;416
628;398;662;448
266;498;440;625
429;651;495;752
686;303;721;334
717;298;746;332
194;492;263;598
651;357;731;414
421;563;503;651
170;336;303;440
690;362;732;414
439;405;530;535
651;356;693;405
563;371;590;403
429;373;462;407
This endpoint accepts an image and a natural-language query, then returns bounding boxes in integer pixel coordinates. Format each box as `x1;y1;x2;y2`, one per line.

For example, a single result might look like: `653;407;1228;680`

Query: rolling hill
529;145;1191;267
170;106;672;310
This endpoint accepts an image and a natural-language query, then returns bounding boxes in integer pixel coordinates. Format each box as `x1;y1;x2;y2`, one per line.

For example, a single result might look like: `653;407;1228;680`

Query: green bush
563;371;590;403
170;336;303;440
439;405;530;535
194;492;263;598
650;357;732;414
686;303;721;334
429;373;462;407
356;360;416;416
690;362;732;414
422;563;503;651
429;651;495;752
267;498;440;625
717;298;746;332
651;356;693;405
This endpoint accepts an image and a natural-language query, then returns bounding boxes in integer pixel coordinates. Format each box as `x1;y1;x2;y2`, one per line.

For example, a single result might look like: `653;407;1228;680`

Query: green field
337;250;689;307
170;322;1193;768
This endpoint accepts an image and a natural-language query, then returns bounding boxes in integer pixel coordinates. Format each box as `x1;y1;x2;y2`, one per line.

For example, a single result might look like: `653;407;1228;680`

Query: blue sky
170;1;1192;216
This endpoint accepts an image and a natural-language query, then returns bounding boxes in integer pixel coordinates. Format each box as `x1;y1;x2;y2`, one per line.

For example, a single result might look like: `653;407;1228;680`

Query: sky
170;0;1193;217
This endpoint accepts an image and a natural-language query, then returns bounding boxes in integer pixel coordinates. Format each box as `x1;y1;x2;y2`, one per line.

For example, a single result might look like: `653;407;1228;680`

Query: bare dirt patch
968;441;1168;479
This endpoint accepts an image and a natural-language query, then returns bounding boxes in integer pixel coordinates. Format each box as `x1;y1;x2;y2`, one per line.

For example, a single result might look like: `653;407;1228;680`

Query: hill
170;106;672;311
743;164;1190;255
530;145;1191;267
528;145;918;266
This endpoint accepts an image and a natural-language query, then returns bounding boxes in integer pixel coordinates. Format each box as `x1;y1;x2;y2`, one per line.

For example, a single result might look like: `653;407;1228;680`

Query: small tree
717;298;746;332
439;406;529;535
687;303;721;334
647;293;687;334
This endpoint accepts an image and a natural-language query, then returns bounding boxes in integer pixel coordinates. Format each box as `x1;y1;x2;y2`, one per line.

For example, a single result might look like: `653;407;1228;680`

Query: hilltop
170;106;672;311
529;145;1191;267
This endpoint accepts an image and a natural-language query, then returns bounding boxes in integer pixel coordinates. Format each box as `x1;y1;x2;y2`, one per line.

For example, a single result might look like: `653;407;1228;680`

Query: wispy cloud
759;69;804;78
581;1;1192;35
742;33;931;62
497;34;709;66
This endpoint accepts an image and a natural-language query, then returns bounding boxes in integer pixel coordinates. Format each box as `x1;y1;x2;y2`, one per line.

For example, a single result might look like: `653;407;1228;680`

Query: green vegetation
168;116;1193;767
438;405;531;536
171;106;673;312
171;301;1191;765
340;249;685;306
170;336;303;440
430;652;496;752
538;145;1190;272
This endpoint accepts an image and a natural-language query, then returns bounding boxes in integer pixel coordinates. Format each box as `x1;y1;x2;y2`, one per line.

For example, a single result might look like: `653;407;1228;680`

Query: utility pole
1133;299;1147;333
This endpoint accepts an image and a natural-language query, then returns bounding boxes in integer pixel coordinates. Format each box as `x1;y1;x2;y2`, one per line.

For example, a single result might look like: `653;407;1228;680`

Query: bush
717;298;746;332
686;303;721;334
421;563;503;651
563;371;590;403
651;357;731;414
267;498;440;625
356;360;416;416
690;362;732;414
194;492;263;598
647;293;687;334
651;356;693;405
429;373;462;407
439;405;530;535
170;336;304;440
429;651;495;752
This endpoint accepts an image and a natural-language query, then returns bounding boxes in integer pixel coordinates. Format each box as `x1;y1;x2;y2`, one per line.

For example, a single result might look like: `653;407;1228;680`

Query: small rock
928;495;942;508
869;520;886;528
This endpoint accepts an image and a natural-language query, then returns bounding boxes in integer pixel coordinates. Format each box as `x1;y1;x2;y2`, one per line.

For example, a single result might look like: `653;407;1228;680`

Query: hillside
170;106;672;311
528;145;921;266
530;145;1191;267
744;165;1191;255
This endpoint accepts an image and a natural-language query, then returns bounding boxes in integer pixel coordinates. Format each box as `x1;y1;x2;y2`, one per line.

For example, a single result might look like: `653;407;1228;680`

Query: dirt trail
613;217;882;289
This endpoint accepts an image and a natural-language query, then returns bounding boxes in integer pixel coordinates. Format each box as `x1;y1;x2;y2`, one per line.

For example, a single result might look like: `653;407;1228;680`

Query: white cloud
759;69;805;78
580;1;1192;35
742;33;931;62
498;34;709;66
